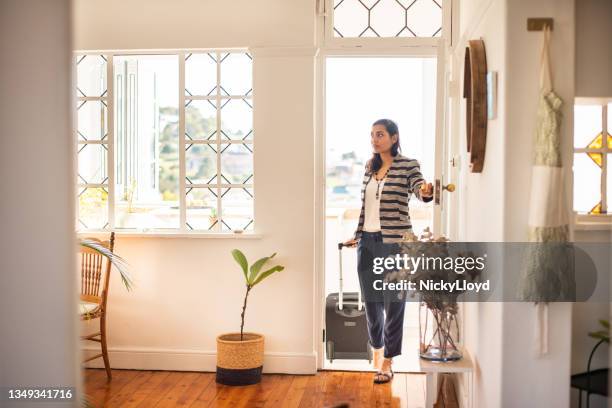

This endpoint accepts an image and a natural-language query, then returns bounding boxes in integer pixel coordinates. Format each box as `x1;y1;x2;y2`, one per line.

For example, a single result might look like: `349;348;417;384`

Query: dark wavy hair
366;118;401;173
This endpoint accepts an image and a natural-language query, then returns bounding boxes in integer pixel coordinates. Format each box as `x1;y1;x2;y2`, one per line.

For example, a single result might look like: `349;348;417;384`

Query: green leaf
252;265;284;286
231;249;249;282
599;319;610;329
80;239;133;291
588;331;610;343
248;253;276;285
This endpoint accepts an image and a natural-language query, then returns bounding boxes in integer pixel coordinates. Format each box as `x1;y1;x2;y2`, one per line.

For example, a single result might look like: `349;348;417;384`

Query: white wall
0;0;81;404
453;0;506;406
502;0;575;406
73;0;316;50
456;0;589;407
74;0;319;373
575;0;612;97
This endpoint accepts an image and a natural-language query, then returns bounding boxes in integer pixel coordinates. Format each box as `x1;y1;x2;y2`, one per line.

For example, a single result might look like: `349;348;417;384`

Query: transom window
330;0;444;39
75;50;254;233
573;100;611;215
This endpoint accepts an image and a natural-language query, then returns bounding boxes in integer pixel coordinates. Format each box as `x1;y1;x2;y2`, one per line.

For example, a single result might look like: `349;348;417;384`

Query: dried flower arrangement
385;227;483;361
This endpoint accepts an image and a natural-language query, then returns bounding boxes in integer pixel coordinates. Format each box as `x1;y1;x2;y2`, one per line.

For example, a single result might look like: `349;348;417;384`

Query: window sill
573;214;612;231
76;230;263;239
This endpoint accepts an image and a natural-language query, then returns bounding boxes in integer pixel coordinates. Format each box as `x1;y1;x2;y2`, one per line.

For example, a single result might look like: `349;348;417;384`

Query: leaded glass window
332;0;443;39
75;51;254;233
573;102;611;215
184;52;254;232
77;55;109;230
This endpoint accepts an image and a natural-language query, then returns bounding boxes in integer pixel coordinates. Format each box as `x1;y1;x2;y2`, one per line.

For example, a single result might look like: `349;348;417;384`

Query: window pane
78;187;108;230
221;188;254;232
186;188;218;230
185;53;217;96
114;55;179;229
334;0;371;37
405;0;443;37
220;52;252;96
574;104;602;148
77;55;107;97
78;143;107;184
334;0;443;38
77;101;107;141
220;99;253;140
325;57;435;216
573;153;601;213
370;0;405;37
606;154;612;214
221;143;253;184
608;104;612;144
185;100;217;140
185;144;217;184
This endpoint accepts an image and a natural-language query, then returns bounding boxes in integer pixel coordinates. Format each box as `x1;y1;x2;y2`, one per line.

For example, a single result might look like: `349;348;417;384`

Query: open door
321;51;450;371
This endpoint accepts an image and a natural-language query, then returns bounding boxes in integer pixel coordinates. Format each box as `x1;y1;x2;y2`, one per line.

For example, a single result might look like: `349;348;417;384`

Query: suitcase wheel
326;340;334;363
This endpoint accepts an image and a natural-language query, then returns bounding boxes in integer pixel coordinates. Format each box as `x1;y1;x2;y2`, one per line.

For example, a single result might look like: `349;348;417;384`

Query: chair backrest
80;232;115;306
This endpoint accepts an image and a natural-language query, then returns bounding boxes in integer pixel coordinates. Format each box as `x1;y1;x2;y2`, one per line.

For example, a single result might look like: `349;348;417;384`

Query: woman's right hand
342;238;358;248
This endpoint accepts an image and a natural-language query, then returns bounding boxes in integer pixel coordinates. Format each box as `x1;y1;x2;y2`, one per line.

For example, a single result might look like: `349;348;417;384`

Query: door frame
314;0;457;370
314;47;451;369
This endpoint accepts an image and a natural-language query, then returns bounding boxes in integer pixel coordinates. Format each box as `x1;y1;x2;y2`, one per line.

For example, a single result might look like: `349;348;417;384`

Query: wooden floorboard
83;369;426;408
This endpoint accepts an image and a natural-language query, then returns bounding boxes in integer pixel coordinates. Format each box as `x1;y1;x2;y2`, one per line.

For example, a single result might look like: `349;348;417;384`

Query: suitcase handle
337;242;363;312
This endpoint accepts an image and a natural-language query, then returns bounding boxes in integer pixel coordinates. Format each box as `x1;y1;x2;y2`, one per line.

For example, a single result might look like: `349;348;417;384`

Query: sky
325;56;438;178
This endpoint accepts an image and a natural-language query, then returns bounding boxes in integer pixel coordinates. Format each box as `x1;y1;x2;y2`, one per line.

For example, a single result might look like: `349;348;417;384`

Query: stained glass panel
573;153;601;214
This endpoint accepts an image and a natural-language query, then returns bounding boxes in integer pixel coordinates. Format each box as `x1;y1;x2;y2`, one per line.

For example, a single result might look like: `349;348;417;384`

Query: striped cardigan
353;154;433;243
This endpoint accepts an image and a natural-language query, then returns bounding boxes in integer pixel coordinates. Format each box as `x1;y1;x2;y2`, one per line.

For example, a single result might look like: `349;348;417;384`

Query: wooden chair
79;232;115;380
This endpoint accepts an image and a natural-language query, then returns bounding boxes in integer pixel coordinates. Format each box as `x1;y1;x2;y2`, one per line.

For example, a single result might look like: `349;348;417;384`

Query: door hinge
322;329;326;342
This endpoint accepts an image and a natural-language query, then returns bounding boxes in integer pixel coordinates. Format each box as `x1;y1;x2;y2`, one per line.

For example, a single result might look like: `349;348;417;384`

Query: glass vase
418;296;463;362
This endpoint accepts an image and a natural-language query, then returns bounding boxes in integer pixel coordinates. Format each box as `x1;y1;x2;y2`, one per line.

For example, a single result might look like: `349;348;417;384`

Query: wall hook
527;18;554;31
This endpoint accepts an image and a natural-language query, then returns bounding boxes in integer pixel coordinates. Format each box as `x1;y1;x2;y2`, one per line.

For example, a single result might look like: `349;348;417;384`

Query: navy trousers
356;231;406;359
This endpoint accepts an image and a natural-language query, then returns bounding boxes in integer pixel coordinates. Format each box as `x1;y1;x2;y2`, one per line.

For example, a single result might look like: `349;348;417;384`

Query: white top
363;176;385;232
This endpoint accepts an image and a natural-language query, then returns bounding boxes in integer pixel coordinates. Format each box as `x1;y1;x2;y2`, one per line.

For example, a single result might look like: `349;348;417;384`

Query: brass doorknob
443;183;456;192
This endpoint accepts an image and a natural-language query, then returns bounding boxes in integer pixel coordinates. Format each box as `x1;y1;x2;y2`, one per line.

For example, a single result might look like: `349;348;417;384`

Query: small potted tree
216;249;284;386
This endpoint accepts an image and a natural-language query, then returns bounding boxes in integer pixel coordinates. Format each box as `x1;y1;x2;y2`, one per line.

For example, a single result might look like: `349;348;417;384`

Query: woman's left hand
419;182;434;197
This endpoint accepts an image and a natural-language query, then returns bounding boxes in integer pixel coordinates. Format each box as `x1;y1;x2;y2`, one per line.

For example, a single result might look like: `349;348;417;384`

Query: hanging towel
517;25;575;355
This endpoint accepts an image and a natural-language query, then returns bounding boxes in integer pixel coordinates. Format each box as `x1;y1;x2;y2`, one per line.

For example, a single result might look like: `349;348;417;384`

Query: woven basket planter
216;332;264;385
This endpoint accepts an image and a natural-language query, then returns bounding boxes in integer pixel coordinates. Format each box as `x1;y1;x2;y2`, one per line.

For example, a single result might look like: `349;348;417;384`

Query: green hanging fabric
517;25;575;354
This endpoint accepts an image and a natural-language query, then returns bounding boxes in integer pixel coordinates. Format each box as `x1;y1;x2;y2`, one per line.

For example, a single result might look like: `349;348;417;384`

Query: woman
343;118;433;384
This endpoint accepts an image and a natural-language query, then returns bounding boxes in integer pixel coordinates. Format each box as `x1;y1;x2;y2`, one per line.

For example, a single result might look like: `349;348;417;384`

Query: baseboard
82;346;317;375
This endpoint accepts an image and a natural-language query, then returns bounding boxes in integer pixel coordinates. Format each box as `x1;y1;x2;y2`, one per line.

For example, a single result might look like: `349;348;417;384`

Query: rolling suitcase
325;242;372;363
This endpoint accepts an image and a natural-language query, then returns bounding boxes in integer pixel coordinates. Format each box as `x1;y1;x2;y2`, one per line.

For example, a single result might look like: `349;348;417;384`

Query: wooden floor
83;368;427;407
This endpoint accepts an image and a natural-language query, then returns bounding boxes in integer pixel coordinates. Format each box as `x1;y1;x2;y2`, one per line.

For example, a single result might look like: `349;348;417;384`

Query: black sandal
373;369;394;384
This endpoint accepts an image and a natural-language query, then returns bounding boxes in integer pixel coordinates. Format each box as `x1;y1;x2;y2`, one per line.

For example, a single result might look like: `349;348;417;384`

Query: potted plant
216;249;284;386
